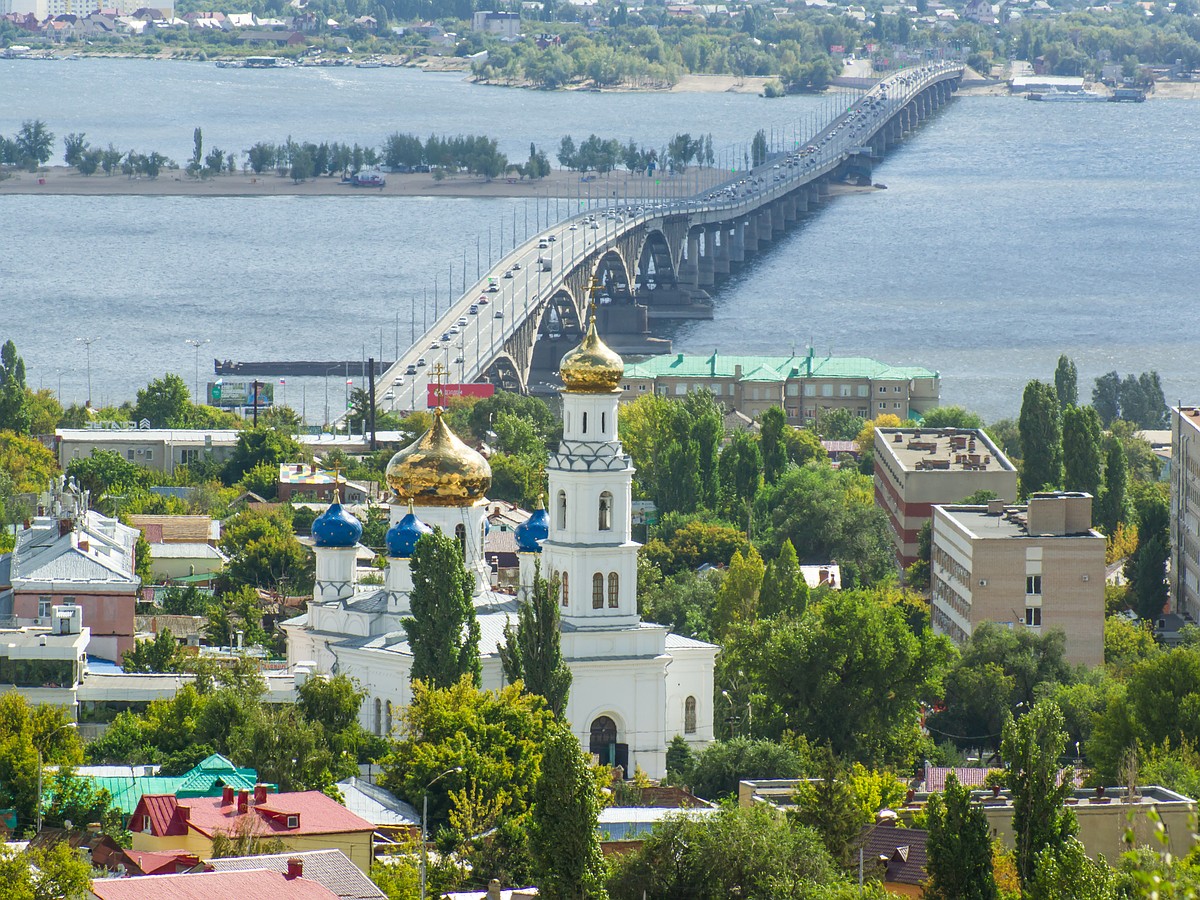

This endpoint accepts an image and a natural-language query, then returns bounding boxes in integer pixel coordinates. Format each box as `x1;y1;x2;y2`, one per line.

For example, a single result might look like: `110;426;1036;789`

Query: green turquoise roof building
622;351;938;384
77;754;260;815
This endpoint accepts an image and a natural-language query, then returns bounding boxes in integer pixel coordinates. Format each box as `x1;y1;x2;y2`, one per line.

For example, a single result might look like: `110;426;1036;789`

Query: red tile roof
133;791;374;839
120;849;202;876
91;869;341;900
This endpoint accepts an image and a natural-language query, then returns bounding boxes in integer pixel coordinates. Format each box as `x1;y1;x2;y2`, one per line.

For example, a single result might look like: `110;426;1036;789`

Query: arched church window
454;523;466;557
592;573;604;609
601;411;607;433
582;411;588;434
589;716;618;763
684;696;697;734
386;700;393;735
608;572;619;608
561;572;569;605
557;491;567;530
598;491;613;531
374;698;382;736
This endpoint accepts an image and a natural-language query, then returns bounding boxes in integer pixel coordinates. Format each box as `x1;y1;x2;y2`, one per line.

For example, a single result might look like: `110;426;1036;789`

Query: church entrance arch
589;715;629;776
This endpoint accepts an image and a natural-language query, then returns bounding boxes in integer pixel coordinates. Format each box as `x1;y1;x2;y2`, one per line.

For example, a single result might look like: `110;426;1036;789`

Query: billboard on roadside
207;381;274;409
427;383;496;407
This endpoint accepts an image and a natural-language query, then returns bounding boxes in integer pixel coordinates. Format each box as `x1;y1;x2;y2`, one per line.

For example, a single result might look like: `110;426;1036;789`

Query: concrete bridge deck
371;62;964;414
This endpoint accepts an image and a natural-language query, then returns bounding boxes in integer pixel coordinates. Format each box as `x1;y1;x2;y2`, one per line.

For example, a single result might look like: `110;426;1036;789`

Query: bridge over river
373;62;964;412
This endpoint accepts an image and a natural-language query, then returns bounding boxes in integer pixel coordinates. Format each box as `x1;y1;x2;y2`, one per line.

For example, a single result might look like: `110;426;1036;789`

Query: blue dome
312;498;363;548
515;507;549;553
387;508;432;558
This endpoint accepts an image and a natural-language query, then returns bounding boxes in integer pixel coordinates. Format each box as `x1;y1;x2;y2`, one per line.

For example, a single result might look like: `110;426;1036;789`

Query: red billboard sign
427;383;496;407
829;44;845;53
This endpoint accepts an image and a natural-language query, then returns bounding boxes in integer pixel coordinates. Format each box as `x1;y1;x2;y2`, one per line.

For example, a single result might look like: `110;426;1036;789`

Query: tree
0;842;92;900
0;694;84;831
1092;371;1121;427
122;629;184;673
814;407;864;441
209;816;289;858
530;723;608;900
15;120;54;169
1028;837;1117;900
0;339;30;435
381;679;553;836
191;126;203;171
750;128;767;167
1062;404;1103;499
0;431;58;494
557;135;577;169
607;803;844;900
664;735;694;785
62;132;88;168
222;427;302;486
790;746;867;866
921;406;984;430
759;406;788;484
405;529;481;689
1097;440;1128;535
711;546;764;637
227;704;351;792
1125;492;1169;622
1000;700;1077;889
687;736;808;801
925;773;997;900
1018;380;1062;496
759;539;808;620
42;768;125;838
1054;355;1078;412
134;373;194;426
499;563;572;718
718;429;762;517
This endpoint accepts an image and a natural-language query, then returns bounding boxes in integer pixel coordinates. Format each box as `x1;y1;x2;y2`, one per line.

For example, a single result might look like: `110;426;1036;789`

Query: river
3;58;1197;422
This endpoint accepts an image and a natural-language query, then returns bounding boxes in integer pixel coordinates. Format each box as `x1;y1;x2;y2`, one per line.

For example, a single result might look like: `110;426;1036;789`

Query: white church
284;319;717;778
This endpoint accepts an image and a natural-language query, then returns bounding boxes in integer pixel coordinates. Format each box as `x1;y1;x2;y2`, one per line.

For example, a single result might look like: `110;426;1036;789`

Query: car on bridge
406;364;418;375
470;305;479;315
494;310;504;319
458;316;468;326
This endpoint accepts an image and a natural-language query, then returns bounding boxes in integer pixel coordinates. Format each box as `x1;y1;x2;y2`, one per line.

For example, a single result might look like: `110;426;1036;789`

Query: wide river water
3;59;1197;422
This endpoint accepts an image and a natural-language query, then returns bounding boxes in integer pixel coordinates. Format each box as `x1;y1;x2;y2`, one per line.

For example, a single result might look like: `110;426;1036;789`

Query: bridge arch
592;250;634;304
634;229;678;296
481;353;524;392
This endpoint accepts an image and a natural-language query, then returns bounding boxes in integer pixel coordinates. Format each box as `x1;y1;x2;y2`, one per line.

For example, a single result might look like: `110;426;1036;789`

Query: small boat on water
356;60;382;69
1026;88;1107;102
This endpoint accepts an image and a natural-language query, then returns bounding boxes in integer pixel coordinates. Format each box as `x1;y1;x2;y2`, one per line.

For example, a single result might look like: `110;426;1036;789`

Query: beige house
874;428;1018;566
1171;406;1200;623
930;493;1105;666
129;515;226;584
620;351;940;425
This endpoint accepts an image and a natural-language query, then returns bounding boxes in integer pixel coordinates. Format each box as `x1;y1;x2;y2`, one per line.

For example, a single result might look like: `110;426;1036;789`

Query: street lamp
76;337;98;408
420;766;463;900
37;721;78;834
184;338;210;403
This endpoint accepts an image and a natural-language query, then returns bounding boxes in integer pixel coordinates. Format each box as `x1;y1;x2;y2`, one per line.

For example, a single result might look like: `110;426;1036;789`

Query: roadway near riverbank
0;165;733;198
0;165;883;199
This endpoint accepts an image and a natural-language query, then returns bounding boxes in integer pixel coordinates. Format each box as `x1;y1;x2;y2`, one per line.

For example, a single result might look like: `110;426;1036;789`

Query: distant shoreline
0;166;724;199
0;166;883;200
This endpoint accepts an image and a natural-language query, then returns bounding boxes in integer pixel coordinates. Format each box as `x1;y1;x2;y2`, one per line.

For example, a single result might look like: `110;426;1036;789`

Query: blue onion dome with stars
312;491;363;548
515;496;549;553
386;501;432;558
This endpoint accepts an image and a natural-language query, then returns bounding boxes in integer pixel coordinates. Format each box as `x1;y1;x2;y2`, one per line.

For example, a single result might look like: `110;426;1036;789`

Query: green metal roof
623;352;936;384
83;754;259;815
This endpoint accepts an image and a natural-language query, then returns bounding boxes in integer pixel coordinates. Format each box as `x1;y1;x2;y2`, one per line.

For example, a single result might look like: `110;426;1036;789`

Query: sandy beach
0;165;732;198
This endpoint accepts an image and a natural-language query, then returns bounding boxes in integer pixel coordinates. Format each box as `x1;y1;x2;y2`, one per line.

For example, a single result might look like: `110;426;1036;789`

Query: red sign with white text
427;383;496;407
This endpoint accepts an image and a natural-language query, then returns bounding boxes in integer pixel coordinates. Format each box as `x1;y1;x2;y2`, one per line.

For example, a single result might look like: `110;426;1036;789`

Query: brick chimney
286;859;303;880
222;786;234;805
237;790;249;814
178;806;190;822
254;784;268;804
79;539;89;553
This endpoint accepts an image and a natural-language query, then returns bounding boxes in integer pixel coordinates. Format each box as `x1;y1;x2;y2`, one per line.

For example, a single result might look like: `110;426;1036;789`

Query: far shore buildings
929;492;1105;666
620;350;940;426
1171;406;1200;623
873;427;1018;567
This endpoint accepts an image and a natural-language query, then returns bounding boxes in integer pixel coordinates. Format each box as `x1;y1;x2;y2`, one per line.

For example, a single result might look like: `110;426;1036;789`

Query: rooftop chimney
286;859;303;880
254;784;268;804
486;879;502;900
78;539;89;553
237;790;249;814
222;786;234;805
178;806;190;822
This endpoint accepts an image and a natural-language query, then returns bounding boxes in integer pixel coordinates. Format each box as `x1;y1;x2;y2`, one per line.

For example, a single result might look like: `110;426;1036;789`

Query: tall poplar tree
925;773;997;900
0;340;30;435
1126;493;1170;622
1053;355;1078;412
530;723;608;900
1097;440;1128;535
759;406;788;485
1000;701;1077;889
1061;404;1103;500
404;529;481;688
1018;381;1063;497
499;562;572;718
759;540;808;619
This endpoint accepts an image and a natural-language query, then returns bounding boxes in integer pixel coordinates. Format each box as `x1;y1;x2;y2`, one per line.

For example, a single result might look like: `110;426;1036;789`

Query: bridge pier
712;226;731;277
729;220;747;264
770;201;786;236
697;229;716;286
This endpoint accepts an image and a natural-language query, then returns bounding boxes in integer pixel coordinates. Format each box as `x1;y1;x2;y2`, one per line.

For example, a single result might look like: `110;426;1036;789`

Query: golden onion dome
559;315;624;394
384;409;491;507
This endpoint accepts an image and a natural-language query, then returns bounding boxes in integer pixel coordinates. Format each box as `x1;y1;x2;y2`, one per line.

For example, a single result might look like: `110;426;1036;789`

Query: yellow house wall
131;828;374;872
984;800;1197;860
